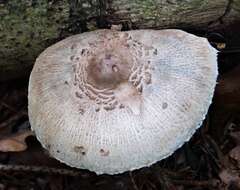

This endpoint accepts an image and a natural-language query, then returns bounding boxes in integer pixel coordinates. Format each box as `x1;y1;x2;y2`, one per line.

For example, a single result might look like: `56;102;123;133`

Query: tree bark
0;0;239;81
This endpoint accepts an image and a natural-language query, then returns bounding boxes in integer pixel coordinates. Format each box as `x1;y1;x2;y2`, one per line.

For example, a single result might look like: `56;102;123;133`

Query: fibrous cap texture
28;29;218;174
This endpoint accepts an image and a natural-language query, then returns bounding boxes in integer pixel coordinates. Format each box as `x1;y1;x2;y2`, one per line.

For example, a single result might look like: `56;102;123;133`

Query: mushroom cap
28;29;218;175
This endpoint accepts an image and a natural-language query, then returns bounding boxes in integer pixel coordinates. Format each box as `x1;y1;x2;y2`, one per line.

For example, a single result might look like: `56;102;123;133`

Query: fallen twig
205;135;228;168
0;164;88;177
129;171;139;190
0;113;25;129
171;179;220;187
0;102;27;116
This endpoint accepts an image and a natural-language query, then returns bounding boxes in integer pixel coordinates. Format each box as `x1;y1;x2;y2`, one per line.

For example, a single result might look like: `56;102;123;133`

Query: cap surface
28;29;218;174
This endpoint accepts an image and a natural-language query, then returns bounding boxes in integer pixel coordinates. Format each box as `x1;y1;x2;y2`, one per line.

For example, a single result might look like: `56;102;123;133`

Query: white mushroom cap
28;29;218;175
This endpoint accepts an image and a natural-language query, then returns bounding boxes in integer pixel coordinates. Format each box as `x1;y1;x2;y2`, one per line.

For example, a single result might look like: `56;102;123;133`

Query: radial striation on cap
28;29;218;174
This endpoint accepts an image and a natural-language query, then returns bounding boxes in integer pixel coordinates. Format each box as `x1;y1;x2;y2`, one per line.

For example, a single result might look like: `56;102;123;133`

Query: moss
0;0;70;79
128;0;213;26
169;0;211;15
233;0;240;12
134;0;158;18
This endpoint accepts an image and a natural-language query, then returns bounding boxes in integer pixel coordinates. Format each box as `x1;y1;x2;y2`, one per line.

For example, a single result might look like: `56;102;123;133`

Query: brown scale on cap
86;52;132;90
72;31;154;112
74;146;86;155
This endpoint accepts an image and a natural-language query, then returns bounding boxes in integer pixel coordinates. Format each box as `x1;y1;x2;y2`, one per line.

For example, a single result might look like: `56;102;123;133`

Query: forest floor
0;23;240;190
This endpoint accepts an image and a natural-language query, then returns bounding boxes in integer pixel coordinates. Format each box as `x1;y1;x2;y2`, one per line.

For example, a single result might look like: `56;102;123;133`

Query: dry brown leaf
219;169;240;188
229;146;240;165
229;131;240;167
0;130;34;152
218;130;240;189
230;131;240;145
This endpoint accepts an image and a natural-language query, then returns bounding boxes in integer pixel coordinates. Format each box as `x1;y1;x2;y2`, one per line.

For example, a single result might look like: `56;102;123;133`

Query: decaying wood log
0;0;239;81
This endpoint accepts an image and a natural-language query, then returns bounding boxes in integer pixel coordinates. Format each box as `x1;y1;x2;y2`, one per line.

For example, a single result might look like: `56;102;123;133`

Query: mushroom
28;29;218;175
